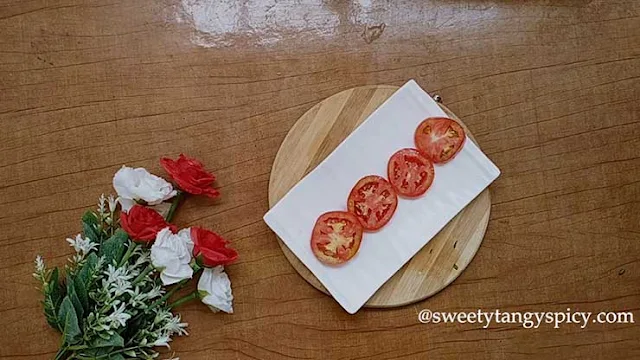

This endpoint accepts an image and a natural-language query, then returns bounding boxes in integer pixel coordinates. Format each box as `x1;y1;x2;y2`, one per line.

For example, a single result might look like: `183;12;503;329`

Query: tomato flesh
347;175;398;231
311;211;363;265
387;148;435;197
414;117;466;163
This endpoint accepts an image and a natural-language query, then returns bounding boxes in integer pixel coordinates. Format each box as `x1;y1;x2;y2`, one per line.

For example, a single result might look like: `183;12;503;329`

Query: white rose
151;227;193;285
113;166;176;212
198;266;233;314
176;228;194;254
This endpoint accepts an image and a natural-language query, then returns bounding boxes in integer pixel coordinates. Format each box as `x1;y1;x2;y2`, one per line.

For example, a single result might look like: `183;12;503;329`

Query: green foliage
91;332;124;348
58;297;82;345
37;196;193;360
77;252;99;288
99;230;128;265
66;275;85;327
43;268;64;329
73;276;89;312
82;210;101;243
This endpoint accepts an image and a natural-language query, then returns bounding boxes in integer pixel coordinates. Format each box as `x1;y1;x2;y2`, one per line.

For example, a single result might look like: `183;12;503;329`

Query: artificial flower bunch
34;154;237;360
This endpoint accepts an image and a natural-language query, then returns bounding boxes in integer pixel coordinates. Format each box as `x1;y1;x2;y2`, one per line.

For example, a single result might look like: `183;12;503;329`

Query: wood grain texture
268;85;492;308
1;0;639;359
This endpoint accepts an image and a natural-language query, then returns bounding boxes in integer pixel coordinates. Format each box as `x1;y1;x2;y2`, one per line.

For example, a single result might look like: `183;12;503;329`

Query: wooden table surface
1;0;639;359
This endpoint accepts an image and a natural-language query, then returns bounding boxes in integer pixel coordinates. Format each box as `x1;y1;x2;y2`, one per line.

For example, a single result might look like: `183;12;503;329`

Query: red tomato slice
347;175;398;231
387;148;435;197
414;117;466;163
311;211;363;265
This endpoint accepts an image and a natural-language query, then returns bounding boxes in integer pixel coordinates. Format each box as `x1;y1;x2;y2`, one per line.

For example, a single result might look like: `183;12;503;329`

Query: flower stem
54;347;69;360
118;241;137;267
132;264;153;285
76;345;144;359
165;190;184;223
169;290;200;309
148;279;188;310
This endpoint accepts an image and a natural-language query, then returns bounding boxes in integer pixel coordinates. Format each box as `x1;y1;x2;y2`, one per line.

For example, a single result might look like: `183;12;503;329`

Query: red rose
120;205;177;243
160;154;220;198
190;227;238;267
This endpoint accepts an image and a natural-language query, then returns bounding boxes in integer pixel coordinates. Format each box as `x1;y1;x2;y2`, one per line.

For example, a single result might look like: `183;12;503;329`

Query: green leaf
82;347;126;360
99;229;128;265
77;252;98;286
57;297;81;345
43;267;64;329
49;268;62;302
124;350;137;357
73;276;89;312
66;275;84;326
48;268;64;308
82;210;101;243
91;332;124;348
81;346;113;358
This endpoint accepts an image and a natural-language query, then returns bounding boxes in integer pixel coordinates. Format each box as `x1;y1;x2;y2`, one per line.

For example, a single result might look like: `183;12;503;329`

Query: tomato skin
387;148;435;198
414;117;466;164
310;211;363;265
347;175;398;231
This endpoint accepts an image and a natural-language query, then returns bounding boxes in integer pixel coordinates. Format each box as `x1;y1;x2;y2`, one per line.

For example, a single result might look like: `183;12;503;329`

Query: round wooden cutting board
268;85;492;308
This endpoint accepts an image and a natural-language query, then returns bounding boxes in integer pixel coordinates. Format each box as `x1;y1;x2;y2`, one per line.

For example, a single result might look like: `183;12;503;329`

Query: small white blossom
164;314;189;336
108;302;131;328
152;334;171;348
66;234;98;255
146;284;164;300
128;286;148;307
154;309;173;325
198;266;233;314
107;194;119;213
34;255;45;274
98;193;107;215
103;264;134;289
111;277;133;297
132;251;151;269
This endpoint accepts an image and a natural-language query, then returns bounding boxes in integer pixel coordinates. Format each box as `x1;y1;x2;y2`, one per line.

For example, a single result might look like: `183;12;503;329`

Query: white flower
66;234;98;255
154;309;172;325
146;284;164;300
102;264;134;293
176;228;194;254
152;334;171;348
98;193;107;214
164;314;189;336
107;194;119;213
108;302;131;328
34;255;45;274
111;277;133;297
133;251;151;269
198;266;233;314
113;166;176;212
151;228;193;285
129;286;145;304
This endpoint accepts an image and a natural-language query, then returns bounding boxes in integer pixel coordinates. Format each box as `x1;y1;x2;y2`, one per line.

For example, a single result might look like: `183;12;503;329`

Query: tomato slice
414;117;466;163
387;148;435;197
347;175;398;231
311;211;363;265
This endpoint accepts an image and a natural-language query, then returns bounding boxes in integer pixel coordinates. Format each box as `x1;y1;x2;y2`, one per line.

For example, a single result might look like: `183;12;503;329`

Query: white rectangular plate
263;80;500;314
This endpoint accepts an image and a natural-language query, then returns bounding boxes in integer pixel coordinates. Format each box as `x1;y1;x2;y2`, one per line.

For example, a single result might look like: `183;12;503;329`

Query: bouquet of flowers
33;155;238;360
